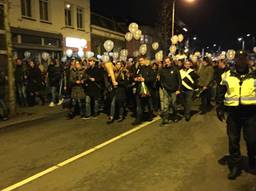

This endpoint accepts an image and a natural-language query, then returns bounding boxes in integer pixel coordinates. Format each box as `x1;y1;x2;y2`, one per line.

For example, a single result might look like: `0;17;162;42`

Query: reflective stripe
225;97;239;101
241;97;256;101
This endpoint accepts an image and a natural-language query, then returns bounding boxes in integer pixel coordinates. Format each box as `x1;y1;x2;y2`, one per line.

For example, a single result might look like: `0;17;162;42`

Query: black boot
228;162;242;180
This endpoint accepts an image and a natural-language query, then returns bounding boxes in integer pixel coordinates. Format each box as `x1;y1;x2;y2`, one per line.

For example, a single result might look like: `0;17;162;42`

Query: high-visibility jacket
221;71;256;106
180;69;196;91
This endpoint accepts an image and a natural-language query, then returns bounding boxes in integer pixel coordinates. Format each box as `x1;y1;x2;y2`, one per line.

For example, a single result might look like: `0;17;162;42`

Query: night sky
91;0;255;50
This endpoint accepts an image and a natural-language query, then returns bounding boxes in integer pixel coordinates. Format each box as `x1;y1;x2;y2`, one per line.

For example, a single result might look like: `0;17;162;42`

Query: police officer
216;53;256;180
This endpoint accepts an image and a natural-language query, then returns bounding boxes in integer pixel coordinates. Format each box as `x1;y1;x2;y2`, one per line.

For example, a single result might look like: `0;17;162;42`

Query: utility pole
3;0;16;115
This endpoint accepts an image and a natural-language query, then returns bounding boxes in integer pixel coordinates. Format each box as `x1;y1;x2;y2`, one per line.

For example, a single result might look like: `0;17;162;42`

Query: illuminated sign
65;37;87;49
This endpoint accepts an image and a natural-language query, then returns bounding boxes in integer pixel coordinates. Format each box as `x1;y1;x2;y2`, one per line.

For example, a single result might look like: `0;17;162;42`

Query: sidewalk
0;105;66;129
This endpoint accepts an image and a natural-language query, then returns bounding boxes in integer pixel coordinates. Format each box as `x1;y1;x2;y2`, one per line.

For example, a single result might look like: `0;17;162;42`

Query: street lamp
171;0;196;37
238;37;245;50
182;27;188;32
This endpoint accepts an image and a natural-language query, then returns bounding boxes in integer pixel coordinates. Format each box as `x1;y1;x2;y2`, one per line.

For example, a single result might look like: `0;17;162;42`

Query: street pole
171;0;176;37
3;0;16;115
242;40;245;51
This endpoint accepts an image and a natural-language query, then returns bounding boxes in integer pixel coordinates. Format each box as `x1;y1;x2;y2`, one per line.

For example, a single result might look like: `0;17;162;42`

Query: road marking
1;117;161;191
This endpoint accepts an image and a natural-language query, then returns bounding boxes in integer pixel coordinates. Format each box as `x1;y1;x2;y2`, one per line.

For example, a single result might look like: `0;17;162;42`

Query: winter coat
27;67;45;93
70;68;86;99
15;64;28;85
198;65;214;87
114;70;129;103
159;65;181;94
134;65;156;95
85;66;104;98
47;64;63;87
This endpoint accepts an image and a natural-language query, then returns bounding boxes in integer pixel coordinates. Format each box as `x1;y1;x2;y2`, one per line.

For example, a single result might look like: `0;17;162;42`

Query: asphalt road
0;111;256;191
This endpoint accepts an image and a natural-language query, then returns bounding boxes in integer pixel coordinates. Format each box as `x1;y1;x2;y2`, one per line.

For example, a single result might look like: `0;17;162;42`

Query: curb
0;110;66;130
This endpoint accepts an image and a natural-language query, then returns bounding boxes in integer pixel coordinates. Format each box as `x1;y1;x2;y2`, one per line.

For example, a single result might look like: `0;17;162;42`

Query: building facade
8;0;91;61
91;13;126;55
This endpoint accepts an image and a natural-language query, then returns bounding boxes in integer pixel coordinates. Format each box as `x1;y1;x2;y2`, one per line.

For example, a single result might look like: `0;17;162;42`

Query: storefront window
22;34;41;44
44;37;59;47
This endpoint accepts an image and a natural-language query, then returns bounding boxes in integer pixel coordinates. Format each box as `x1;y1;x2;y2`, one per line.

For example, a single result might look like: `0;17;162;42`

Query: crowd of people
1;53;254;125
1;52;256;179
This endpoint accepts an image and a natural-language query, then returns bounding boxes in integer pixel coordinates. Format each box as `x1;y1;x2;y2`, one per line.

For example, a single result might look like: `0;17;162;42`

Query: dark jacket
115;70;129;102
85;66;104;98
15;64;27;85
198;65;214;87
159;65;181;93
135;65;156;94
47;64;63;87
27;67;44;93
70;67;86;99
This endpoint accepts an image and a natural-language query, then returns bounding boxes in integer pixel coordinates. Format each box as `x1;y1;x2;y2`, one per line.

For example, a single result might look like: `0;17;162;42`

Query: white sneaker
57;98;64;105
49;102;55;107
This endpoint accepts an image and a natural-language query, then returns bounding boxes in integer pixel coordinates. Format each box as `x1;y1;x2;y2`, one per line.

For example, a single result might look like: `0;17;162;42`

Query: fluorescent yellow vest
221;74;256;106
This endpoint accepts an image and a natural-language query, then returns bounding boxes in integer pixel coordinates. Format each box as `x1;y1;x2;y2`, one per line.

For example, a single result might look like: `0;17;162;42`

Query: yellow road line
1;117;160;191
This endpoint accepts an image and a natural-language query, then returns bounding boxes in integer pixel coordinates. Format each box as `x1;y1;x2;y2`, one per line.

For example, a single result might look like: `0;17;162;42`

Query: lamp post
171;0;195;37
238;37;245;51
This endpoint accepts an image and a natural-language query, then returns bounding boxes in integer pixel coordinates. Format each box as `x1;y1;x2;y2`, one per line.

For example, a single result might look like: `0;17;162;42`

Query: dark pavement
0;110;256;191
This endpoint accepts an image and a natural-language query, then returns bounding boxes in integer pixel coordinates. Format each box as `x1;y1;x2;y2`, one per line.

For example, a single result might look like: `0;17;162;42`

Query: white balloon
133;29;142;40
178;34;184;42
78;49;84;58
227;49;236;60
85;51;94;59
104;40;114;52
61;56;67;63
128;22;139;34
133;51;139;57
101;55;110;62
42;52;49;61
253;47;256;53
120;49;128;57
155;50;163;61
66;49;73;57
125;32;133;42
24;51;31;58
171;35;178;45
152;42;159;50
139;44;147;55
113;52;119;60
169;45;176;54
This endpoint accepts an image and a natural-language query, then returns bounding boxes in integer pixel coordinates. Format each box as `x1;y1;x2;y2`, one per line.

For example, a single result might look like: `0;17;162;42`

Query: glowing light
66;37;87;49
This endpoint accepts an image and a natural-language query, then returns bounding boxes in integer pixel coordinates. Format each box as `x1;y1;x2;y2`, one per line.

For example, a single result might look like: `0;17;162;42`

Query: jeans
110;95;125;118
71;98;85;116
85;95;99;117
16;84;27;106
180;90;193;117
50;86;62;103
161;89;177;120
0;98;9;117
